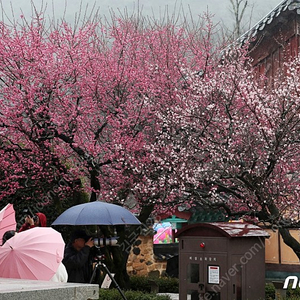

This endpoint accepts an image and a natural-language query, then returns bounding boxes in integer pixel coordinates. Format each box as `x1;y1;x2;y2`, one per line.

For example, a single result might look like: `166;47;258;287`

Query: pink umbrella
0;203;16;245
0;227;65;280
153;222;173;244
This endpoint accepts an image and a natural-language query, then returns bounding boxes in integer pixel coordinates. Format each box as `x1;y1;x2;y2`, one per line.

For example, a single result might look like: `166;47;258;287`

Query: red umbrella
0;227;65;280
0;203;16;245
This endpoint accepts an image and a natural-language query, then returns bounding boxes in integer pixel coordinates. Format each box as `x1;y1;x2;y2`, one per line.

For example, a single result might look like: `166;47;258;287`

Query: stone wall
127;235;167;277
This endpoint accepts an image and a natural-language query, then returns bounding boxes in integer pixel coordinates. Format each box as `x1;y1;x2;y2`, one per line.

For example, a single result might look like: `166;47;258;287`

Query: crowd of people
1;211;95;284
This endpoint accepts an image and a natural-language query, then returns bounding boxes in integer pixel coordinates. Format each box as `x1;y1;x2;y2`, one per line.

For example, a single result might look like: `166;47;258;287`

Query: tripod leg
100;262;127;300
89;262;100;284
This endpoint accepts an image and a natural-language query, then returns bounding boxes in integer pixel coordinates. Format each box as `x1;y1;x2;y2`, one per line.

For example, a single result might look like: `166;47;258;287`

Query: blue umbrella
52;201;141;226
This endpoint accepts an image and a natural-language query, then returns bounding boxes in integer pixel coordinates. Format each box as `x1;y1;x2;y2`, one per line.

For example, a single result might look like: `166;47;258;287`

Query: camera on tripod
91;237;118;262
89;235;127;299
91;247;105;262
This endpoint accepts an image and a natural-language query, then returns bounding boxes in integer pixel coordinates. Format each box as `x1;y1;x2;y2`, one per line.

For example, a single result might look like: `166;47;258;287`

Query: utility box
175;222;269;300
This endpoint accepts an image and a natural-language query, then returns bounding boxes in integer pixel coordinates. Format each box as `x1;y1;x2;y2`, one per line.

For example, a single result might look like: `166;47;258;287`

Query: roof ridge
238;0;299;44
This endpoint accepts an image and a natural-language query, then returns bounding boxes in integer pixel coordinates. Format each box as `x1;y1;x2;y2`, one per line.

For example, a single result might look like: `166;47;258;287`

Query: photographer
62;229;94;283
18;212;47;232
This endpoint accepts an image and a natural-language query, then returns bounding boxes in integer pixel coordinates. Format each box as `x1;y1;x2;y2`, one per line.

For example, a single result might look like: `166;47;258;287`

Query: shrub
129;275;179;293
265;283;275;300
101;280;300;299
157;277;179;293
129;276;151;292
287;285;300;299
99;289;171;300
265;282;300;300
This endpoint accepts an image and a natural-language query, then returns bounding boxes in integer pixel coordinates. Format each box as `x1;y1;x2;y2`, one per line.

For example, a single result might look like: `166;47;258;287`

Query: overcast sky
1;0;282;30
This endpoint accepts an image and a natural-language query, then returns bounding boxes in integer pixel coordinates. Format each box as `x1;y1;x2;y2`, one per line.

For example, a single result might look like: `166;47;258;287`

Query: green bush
265;283;275;300
100;281;300;299
129;275;179;293
99;289;171;300
265;282;300;300
157;277;179;293
126;276;300;299
287;285;300;299
129;276;151;292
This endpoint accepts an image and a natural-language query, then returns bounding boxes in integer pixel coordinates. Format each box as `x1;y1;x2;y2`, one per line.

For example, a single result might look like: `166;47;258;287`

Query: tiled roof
188;210;229;223
206;222;270;238
238;0;300;44
176;222;270;238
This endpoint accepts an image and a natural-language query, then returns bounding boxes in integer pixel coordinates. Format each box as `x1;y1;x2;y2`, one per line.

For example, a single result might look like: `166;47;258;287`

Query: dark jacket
62;242;93;283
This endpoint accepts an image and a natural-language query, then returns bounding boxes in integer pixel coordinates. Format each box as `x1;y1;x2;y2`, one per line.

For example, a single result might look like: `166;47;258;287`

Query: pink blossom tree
0;11;220;207
2;5;300;281
0;10;221;285
163;46;300;257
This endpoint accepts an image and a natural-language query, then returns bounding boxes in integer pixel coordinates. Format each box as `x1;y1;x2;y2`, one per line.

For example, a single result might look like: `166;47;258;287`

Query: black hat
2;230;15;245
70;229;90;242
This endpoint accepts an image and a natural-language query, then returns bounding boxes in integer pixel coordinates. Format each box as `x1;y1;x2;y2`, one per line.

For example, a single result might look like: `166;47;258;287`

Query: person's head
2;230;16;245
34;212;47;227
70;229;90;251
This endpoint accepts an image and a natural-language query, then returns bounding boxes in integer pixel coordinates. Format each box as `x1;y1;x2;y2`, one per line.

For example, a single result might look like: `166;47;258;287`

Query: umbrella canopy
0;203;16;245
0;227;65;280
52;201;141;226
153;222;173;244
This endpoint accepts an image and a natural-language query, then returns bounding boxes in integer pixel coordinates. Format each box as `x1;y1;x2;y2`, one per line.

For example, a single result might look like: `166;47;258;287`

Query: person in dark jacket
18;212;47;232
62;229;94;283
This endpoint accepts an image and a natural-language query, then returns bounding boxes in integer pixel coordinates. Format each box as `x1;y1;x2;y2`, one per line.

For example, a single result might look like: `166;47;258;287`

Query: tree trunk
279;227;300;259
110;245;131;289
102;204;155;289
90;168;100;202
100;224;138;289
267;202;300;259
138;203;155;223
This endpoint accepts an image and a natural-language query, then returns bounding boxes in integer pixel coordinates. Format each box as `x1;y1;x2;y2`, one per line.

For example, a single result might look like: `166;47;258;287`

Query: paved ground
158;293;179;300
0;278;99;299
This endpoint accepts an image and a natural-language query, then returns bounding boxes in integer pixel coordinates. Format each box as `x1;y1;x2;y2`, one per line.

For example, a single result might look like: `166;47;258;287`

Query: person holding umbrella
0;227;67;282
62;229;94;283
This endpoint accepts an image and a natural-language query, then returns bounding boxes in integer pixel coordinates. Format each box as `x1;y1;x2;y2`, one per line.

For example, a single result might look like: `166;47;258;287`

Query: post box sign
101;273;115;289
208;265;220;284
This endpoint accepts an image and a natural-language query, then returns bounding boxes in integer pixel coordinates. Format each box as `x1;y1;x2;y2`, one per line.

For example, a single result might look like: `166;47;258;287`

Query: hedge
99;289;171;300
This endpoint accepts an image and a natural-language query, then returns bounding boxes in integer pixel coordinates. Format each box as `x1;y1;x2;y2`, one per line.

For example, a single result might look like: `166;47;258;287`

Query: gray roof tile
238;0;300;44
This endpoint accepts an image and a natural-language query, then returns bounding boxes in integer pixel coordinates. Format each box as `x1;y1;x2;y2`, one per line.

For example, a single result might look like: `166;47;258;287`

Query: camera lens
93;237;118;247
